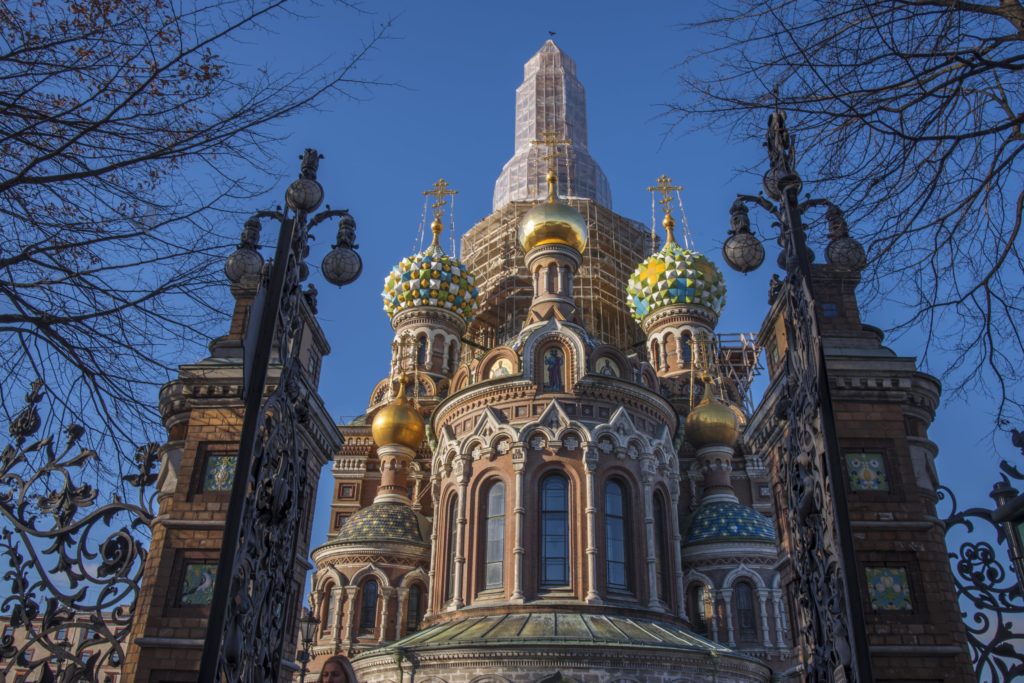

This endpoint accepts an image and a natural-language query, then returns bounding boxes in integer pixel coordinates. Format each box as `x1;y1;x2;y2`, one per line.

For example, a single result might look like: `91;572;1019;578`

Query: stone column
669;479;687;619
378;587;393;644
511;452;526;603
710;589;720;642
330;586;343;636
583;450;602;603
341;585;359;647
721;588;736;647
451;458;469;609
772;589;787;647
425;478;440;617
395;586;409;640
757;589;772;648
641;458;660;610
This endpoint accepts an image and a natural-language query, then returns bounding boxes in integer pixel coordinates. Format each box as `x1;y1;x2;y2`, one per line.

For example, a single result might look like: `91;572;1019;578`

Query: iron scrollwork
201;149;359;682
939;434;1024;681
0;379;158;681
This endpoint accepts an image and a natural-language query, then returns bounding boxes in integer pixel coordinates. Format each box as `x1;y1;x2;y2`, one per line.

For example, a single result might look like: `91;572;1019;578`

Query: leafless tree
0;0;390;467
671;1;1024;429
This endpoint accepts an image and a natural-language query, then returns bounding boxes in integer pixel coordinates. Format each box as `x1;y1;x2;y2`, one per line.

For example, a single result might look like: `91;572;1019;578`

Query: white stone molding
771;587;788;647
720;587;736;647
511;456;526;603
669;483;687;619
756;589;772;648
349;562;391;589
722;563;767;590
641;458;659;611
378;586;394;644
395;586;409;640
584;451;601;604
451;460;469;609
341;585;359;647
425;480;441;619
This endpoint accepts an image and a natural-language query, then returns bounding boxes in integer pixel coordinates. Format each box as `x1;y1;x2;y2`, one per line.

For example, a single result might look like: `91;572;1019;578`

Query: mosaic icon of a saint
543;348;564;391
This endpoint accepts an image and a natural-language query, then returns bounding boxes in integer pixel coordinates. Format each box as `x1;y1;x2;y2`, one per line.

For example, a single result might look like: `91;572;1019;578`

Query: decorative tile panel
865;567;912;611
202;454;235;492
180;562;217;606
846;452;889;491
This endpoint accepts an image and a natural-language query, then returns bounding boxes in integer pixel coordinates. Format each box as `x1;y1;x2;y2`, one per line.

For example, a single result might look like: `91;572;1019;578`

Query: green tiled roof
359;611;730;654
336;502;429;546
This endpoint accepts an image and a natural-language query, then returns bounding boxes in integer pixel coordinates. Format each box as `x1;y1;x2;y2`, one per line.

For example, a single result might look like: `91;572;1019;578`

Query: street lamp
198;149;362;683
719;112;872;683
297;607;320;682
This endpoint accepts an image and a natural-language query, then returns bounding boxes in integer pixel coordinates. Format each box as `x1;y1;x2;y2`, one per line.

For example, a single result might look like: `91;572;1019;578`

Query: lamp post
198;149;362;683
297;607;320;682
720;112;872;683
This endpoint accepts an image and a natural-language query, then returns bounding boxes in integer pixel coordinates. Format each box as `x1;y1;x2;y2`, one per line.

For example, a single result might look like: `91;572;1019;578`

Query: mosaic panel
180;562;217;606
846;452;889;491
865;566;912;611
202;454;235;492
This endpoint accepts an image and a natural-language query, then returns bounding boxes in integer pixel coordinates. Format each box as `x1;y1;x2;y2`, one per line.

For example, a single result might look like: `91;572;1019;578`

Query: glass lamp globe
826;236;867;270
322;246;362;286
224;248;263;283
298;607;319;644
722;231;765;273
286;178;324;213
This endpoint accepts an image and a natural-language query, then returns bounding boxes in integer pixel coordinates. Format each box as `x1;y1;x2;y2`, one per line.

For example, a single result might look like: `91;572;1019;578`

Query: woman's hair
317;655;350;683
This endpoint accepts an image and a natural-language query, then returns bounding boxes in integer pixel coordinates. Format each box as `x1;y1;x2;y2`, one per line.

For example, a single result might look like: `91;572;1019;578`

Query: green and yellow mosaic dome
626;241;727;323
382;224;479;323
337;501;430;546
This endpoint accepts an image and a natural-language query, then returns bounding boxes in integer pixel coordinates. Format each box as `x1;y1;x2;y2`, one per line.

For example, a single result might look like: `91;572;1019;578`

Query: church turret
381;179;479;387
518;134;589;324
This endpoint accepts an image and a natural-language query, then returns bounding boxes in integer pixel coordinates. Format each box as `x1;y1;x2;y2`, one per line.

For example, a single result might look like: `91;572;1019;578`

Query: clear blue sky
222;1;1006;592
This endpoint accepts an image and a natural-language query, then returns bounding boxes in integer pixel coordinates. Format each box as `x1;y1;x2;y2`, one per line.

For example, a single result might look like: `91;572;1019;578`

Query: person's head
318;655;348;683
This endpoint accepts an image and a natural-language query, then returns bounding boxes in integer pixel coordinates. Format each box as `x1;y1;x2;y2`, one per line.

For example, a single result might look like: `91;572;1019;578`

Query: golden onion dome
685;394;739;448
371;380;425;450
518;169;588;254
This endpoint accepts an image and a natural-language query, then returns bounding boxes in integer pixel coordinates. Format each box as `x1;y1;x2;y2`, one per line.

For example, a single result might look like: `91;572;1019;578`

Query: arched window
688;584;712;636
484;481;505;589
604;480;630;591
406;584;424;633
681;332;693;364
447;339;459;371
735;581;757;643
444;497;458;602
416;334;427;366
323;583;337;633
539;474;569;588
359;579;378;633
653;493;670;603
650;339;662;371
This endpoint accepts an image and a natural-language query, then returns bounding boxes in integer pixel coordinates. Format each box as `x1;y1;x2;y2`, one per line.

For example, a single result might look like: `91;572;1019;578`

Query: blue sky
222;1;1008;589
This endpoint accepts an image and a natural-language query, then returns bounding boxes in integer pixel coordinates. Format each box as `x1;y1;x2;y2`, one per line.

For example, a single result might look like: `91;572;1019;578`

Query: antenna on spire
532;131;571;203
423;178;457;248
648;174;685;248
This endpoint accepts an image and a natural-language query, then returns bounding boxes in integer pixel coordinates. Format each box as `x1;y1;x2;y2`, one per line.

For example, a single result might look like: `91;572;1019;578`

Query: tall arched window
359;579;378;633
484;481;505;589
540;474;569;588
416;335;427;366
323;583;337;634
444;497;458;602
406;584;423;633
650;339;662;370
681;332;693;364
735;581;757;643
653;493;670;603
688;584;712;636
604;480;630;591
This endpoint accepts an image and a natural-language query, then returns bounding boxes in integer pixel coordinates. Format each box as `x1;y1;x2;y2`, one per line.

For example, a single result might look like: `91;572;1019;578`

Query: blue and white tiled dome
684;501;776;545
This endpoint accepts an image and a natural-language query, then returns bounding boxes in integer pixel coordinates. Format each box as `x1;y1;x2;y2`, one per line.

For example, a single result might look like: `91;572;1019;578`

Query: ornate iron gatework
0;379;158;681
198;149;361;682
939;431;1024;681
721;112;872;682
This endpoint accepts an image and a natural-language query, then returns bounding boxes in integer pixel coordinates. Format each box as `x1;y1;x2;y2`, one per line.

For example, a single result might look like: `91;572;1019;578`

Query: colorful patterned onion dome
336;501;430;546
685;501;777;545
626;214;726;323
382;217;479;323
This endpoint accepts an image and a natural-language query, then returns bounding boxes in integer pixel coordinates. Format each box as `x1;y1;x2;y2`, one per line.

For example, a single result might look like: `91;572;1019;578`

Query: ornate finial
395;374;410;399
532;131;570;203
648;175;683;246
299;148;322;180
10;379;45;445
763;111;800;199
423;178;457;247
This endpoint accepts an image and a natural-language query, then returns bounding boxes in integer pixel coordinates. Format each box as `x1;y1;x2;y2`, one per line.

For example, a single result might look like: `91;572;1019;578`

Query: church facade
305;41;973;683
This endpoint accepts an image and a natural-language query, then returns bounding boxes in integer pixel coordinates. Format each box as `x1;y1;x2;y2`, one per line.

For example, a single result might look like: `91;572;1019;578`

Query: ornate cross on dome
423;178;457;244
532;131;571;202
648;174;683;245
